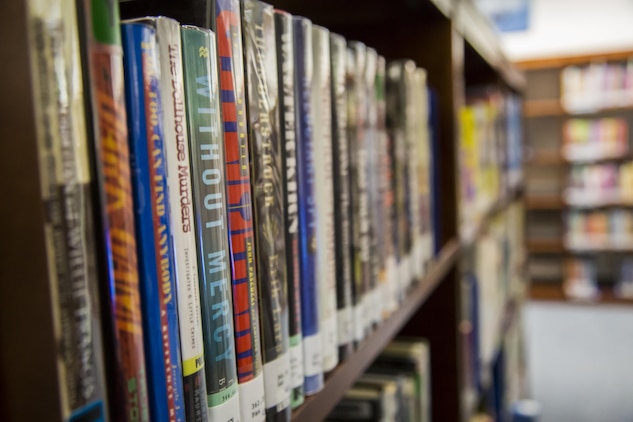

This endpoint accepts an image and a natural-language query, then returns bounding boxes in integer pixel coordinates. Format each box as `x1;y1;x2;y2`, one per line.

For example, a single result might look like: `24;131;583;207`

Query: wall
496;0;633;62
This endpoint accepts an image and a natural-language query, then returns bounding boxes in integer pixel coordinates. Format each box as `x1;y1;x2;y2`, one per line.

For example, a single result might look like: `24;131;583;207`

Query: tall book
274;9;305;409
76;0;150;420
330;33;354;362
403;62;422;284
376;55;398;316
26;0;108;419
293;16;324;396
121;22;186;422
127;17;209;422
348;42;371;343
213;0;266;420
413;68;434;272
242;1;291;420
364;47;381;328
311;24;338;373
386;61;411;303
182;26;242;422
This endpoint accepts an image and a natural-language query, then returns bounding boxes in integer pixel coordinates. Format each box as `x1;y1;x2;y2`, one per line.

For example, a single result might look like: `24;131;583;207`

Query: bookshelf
0;0;524;421
519;50;633;304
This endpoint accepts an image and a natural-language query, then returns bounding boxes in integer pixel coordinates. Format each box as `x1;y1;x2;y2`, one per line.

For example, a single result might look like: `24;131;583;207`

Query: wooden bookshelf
292;239;460;422
2;0;524;421
530;282;633;305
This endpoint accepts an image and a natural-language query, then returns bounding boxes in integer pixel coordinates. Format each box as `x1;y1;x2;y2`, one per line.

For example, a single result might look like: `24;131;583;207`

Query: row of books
565;209;633;249
27;0;435;421
561;59;633;112
460;201;525;407
565;161;633;205
564;258;633;300
562;118;628;162
458;89;523;239
326;338;430;422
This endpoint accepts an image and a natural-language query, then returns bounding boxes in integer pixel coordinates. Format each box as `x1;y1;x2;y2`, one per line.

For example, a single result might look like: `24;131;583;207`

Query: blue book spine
292;16;324;396
122;22;186;422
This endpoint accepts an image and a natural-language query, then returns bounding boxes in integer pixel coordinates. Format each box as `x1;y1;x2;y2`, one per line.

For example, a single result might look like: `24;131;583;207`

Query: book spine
181;26;242;422
26;0;109;420
348;43;371;343
403;62;421;285
376;56;397;316
386;62;409;303
274;9;305;409
241;1;291;420
311;24;338;374
292;16;324;396
76;0;150;420
413;68;433;272
364;48;380;328
152;18;209;422
121;22;186;422
329;33;354;362
214;1;266;420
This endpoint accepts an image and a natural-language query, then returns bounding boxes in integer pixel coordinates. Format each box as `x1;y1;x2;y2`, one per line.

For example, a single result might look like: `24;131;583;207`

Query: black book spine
330;33;354;362
241;1;291;420
274;9;305;410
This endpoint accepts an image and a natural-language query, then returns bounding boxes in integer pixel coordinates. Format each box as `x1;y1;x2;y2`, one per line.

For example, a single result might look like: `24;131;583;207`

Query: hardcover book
242;1;291;420
122;21;186;422
330;32;354;362
311;24;338;373
182;25;242;422
348;42;371;343
130;17;209;421
275;9;305;409
213;0;266;419
77;0;150;419
293;15;324;396
26;0;108;419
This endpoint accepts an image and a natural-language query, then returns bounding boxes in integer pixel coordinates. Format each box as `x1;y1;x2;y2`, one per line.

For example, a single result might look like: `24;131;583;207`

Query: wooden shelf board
529;282;633;305
291;239;460;422
516;50;633;70
524;99;633;117
525;196;564;209
526;238;565;253
526;152;563;165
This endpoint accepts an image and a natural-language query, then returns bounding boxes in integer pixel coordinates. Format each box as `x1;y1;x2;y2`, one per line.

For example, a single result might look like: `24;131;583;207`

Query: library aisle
525;302;633;421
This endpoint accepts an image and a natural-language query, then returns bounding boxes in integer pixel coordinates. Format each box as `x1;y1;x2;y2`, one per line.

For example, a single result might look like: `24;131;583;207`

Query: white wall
498;0;633;62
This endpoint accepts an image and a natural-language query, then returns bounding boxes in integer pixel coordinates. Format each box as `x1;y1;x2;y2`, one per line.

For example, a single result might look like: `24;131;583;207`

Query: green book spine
182;25;242;422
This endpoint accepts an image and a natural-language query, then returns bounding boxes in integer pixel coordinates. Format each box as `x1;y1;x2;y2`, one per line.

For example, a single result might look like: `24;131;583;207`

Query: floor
524;301;633;422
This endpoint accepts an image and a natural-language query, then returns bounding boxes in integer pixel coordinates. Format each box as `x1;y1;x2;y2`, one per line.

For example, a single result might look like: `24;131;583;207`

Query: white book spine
311;25;338;372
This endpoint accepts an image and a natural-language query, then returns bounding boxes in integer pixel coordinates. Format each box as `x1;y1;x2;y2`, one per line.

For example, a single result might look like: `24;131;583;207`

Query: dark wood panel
0;1;61;421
